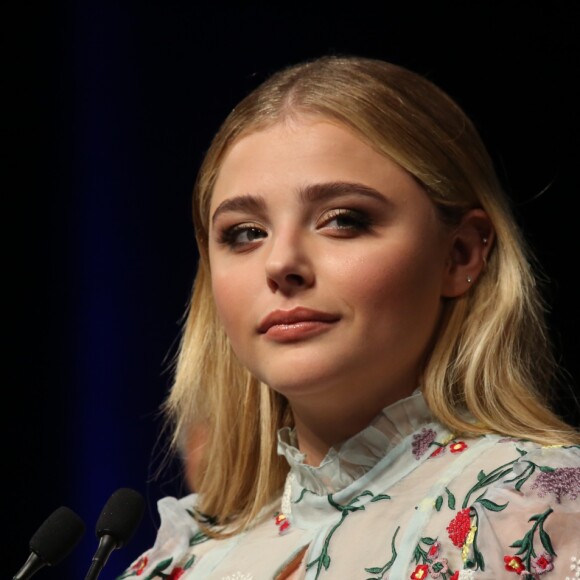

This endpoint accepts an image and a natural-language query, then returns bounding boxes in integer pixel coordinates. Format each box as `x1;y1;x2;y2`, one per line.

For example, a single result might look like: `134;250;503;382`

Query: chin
256;365;353;399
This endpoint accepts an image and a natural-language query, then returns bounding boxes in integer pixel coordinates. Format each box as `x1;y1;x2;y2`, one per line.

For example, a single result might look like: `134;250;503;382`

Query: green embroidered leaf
477;470;486;481
476;498;508;512
528;513;540;521
350;490;374;502
539;465;555;473
370;494;391;502
539;527;556;556
190;530;209;546
515;447;527;456
184;555;196;569
509;540;524;548
515;477;528;492
364;567;383;574
435;495;443;511
445;487;456;510
475;548;485;570
421;537;436;545
152;558;173;572
322;554;331;569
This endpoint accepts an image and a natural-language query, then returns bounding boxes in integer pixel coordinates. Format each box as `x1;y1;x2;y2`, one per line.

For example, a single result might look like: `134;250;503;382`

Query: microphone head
96;488;145;548
29;506;86;565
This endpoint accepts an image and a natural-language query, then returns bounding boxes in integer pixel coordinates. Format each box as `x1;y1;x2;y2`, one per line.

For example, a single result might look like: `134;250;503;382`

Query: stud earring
466;275;472;283
482;237;488;245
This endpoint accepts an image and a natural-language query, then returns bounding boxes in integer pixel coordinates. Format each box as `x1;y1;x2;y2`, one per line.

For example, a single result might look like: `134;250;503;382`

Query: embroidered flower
566;555;580;579
447;508;472;548
461;525;477;563
168;568;185;579
450;573;459;580
430;446;445;458
410;564;430;579
412;428;437;459
429;558;449;579
274;512;291;534
504;555;525;573
531;552;554;574
427;541;441;559
450;441;468;453
130;556;148;575
531;467;580;503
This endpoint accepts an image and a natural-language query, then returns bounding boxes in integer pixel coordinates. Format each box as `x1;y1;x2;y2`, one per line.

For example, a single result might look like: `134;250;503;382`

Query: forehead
210;117;416;210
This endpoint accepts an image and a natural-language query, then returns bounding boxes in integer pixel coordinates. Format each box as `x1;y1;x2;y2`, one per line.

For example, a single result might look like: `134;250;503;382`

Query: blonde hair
163;55;580;537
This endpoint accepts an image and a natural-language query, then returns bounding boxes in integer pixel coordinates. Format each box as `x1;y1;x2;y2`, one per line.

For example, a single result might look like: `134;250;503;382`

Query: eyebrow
211;181;388;225
211;194;267;226
299;181;388;205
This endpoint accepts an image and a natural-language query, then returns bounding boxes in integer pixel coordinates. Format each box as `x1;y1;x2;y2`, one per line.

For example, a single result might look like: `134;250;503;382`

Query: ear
441;209;495;298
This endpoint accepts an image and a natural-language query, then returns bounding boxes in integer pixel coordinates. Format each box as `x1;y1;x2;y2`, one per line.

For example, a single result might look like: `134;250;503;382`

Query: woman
119;56;580;579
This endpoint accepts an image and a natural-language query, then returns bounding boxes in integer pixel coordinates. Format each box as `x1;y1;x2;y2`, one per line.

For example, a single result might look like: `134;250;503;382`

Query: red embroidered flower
410;564;430;579
504;555;525;573
531;552;554;574
450;573;459;580
450;441;468;453
427;541;440;559
447;508;472;547
274;512;291;534
430;445;446;458
131;556;148;575
168;568;185;580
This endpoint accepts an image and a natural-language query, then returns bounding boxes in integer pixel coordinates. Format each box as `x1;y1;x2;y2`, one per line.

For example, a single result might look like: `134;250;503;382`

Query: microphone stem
13;552;45;580
84;535;117;580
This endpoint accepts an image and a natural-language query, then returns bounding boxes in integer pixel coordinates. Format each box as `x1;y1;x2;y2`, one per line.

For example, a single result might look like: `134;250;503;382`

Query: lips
257;307;340;334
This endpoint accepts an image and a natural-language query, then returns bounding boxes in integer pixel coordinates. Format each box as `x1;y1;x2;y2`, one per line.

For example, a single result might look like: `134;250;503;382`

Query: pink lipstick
258;307;340;342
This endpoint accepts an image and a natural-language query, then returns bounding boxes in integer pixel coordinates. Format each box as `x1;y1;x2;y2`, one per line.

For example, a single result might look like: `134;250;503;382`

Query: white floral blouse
117;392;580;579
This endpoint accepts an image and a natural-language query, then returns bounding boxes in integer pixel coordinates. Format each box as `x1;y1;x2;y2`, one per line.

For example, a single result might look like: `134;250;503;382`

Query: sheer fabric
118;392;580;579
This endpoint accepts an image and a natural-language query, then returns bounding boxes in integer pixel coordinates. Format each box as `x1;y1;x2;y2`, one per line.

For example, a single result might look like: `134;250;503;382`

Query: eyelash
217;208;373;249
218;222;267;248
318;208;373;233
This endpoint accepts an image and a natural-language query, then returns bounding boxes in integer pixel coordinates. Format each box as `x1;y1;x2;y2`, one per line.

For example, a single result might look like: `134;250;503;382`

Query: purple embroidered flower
531;467;580;503
412;428;437;459
531;552;554;574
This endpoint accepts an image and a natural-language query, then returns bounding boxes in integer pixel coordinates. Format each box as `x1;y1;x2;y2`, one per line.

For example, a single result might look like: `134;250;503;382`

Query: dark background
5;2;579;579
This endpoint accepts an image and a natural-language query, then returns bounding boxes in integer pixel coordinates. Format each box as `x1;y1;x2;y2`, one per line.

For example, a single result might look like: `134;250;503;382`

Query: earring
482;237;488;245
466;275;472;283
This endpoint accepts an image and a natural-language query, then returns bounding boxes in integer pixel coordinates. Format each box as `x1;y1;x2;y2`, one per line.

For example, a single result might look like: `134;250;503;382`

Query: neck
289;386;416;466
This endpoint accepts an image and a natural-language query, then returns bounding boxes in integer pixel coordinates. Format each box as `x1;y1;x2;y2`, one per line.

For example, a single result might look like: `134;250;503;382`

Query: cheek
210;269;246;336
327;242;444;319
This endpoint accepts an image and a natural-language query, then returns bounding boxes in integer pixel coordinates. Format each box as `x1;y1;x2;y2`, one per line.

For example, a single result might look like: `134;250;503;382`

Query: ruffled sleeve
116;494;205;579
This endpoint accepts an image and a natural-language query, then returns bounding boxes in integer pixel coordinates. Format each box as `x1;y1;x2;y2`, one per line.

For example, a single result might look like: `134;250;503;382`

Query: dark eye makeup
216;206;375;250
317;208;373;234
217;223;268;248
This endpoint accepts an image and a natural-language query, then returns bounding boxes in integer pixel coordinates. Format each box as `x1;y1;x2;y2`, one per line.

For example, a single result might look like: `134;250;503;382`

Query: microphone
84;487;145;580
13;506;86;580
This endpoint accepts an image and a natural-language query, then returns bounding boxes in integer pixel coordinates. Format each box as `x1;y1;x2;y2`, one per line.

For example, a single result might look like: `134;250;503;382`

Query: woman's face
208;117;454;411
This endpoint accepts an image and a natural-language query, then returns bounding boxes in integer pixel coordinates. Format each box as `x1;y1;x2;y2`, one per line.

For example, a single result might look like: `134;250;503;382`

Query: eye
317;208;373;235
218;223;268;249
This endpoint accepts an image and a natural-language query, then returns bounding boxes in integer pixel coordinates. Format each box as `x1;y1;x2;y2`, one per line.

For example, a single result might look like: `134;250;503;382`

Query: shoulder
472;436;580;499
117;493;214;579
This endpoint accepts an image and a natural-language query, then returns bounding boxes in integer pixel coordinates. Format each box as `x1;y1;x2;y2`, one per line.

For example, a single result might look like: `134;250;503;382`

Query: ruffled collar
277;390;436;495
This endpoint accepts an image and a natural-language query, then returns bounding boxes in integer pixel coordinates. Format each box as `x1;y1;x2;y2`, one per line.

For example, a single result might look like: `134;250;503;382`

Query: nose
265;231;315;293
